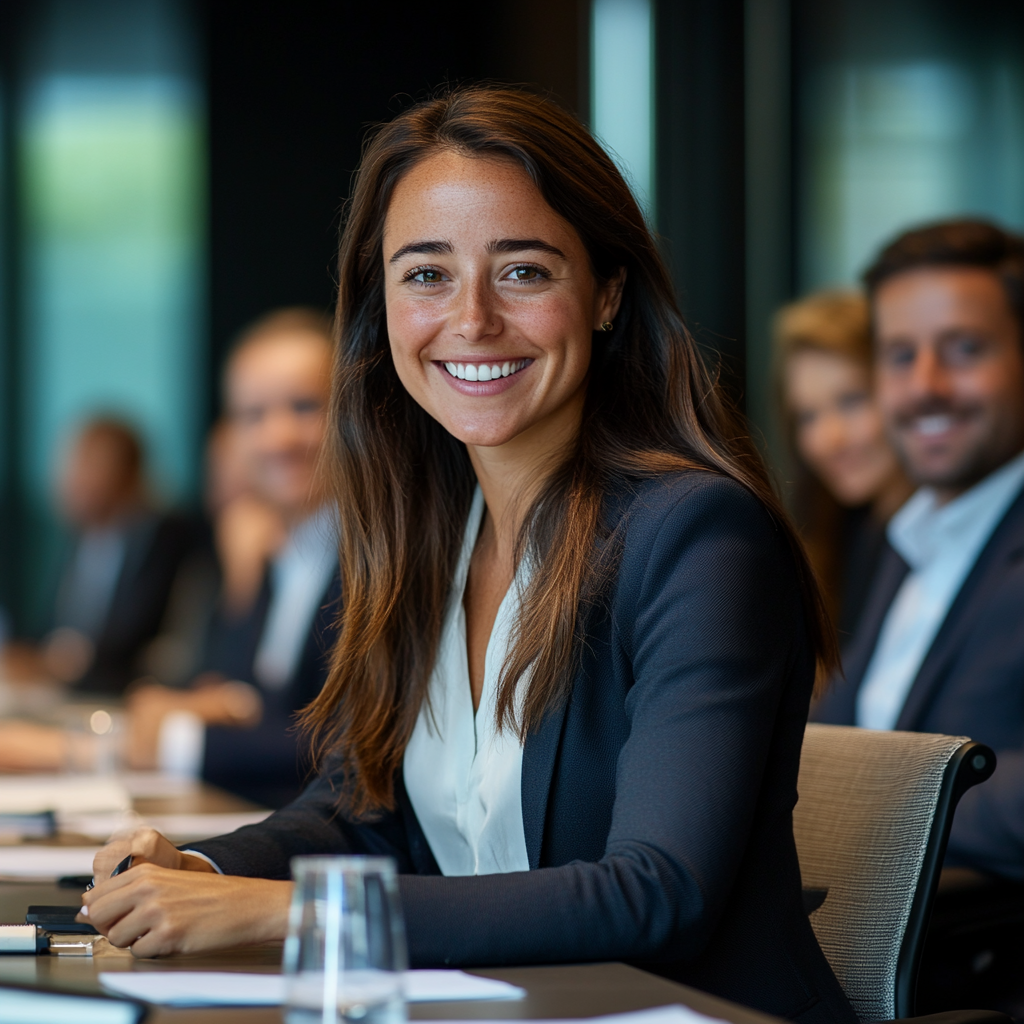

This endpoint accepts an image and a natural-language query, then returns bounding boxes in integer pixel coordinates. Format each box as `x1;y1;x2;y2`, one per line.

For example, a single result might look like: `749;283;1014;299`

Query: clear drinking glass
284;855;408;1024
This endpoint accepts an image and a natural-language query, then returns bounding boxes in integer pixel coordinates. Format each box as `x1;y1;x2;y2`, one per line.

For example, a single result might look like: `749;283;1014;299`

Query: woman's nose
450;278;501;343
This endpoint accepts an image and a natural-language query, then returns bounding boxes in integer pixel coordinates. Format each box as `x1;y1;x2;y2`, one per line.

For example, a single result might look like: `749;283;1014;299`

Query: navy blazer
201;574;340;808
191;473;855;1024
813;484;1024;880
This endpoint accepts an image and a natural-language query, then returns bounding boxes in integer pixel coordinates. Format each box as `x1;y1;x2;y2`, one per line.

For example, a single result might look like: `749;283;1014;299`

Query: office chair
794;724;1003;1024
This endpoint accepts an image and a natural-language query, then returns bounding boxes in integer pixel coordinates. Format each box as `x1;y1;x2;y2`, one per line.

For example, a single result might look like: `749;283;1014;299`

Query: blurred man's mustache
891;397;978;426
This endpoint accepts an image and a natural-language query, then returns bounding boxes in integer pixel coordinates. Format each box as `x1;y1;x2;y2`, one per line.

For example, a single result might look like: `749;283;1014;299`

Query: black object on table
25;905;98;935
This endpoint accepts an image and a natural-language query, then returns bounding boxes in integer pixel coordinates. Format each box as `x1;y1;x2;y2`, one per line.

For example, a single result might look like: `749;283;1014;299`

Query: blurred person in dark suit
813;220;1024;880
126;308;338;808
775;291;911;638
133;419;282;691
2;418;204;696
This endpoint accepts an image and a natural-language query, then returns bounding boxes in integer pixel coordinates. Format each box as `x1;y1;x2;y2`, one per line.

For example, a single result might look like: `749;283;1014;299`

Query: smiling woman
80;86;855;1024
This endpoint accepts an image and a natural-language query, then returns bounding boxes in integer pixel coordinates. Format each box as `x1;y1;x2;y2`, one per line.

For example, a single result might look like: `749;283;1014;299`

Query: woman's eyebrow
487;238;567;260
388;239;453;264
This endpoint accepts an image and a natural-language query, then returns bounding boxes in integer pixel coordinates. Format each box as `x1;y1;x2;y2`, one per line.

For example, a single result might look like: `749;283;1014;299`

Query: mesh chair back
794;725;971;1023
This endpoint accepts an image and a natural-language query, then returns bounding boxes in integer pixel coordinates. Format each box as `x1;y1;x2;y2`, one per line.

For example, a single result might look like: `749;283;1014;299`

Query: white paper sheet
100;972;281;1007
0;986;143;1024
0;845;99;879
0;775;130;815
98;969;527;1006
406;971;527;1002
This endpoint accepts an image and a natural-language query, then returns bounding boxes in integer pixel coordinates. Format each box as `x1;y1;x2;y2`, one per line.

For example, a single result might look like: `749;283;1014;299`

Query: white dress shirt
252;505;338;691
856;448;1024;730
403;488;531;877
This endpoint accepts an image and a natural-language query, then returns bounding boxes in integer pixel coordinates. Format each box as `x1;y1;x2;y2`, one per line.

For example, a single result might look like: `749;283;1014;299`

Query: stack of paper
0;775;130;816
58;809;271;842
0;846;99;880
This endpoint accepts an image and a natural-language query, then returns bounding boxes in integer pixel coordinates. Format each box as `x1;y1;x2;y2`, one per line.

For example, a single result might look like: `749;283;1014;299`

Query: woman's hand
90;826;209;878
125;678;262;769
81;828;291;957
81;863;292;958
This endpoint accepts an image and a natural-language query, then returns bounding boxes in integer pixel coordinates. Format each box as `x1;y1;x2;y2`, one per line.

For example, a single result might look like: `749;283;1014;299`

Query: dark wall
655;0;747;404
203;0;585;412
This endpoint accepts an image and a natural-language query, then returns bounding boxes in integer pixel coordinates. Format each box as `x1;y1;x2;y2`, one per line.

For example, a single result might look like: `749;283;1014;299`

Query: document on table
0;845;99;880
99;969;528;1006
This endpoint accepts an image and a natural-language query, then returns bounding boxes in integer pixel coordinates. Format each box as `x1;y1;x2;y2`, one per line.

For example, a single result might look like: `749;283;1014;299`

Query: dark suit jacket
813;485;1024;880
67;511;207;695
191;473;855;1024
200;573;339;809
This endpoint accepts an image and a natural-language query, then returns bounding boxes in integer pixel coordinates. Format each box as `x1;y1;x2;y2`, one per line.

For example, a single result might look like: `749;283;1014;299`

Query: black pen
84;854;133;892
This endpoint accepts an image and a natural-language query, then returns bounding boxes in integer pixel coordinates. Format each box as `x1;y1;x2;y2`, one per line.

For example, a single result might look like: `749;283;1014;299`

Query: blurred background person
205;418;288;619
775;290;912;639
128;420;267;692
813;219;1024;883
126;307;338;808
2;418;205;694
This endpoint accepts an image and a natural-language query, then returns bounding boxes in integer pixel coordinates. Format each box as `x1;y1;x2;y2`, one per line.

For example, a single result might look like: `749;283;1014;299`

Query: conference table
0;778;780;1024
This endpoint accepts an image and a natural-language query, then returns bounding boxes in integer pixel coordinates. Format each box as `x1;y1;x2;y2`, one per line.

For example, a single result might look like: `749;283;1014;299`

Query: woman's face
382;150;623;451
785;349;901;506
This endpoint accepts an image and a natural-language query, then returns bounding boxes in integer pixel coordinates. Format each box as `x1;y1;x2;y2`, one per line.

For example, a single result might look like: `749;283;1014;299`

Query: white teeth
917;415;953;436
443;359;530;380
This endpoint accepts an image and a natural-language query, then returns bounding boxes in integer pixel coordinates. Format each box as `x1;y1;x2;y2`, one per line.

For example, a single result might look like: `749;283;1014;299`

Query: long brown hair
303;86;837;817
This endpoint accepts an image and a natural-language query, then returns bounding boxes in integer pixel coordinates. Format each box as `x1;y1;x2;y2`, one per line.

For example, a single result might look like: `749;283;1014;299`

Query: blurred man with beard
813;220;1024;879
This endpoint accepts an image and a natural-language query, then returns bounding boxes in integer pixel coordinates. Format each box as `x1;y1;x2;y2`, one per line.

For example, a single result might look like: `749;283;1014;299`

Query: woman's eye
506;265;546;282
406;267;447;285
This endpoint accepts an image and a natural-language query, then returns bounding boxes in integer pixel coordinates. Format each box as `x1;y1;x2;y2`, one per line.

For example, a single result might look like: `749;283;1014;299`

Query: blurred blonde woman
776;290;911;638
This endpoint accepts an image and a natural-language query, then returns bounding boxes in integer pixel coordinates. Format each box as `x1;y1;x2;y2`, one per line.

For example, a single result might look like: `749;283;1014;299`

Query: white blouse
402;488;532;876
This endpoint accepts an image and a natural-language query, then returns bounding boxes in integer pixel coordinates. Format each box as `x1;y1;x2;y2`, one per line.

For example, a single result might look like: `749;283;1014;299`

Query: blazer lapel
896;490;1024;730
520;697;569;870
812;544;909;724
518;487;636;869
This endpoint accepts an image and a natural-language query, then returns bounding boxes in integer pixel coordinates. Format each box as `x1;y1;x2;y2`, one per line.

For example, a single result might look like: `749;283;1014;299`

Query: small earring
601;321;614;332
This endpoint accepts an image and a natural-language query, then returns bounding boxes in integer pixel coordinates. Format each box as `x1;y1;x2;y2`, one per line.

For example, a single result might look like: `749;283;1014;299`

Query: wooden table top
0;879;778;1024
0;779;779;1024
0;912;779;1024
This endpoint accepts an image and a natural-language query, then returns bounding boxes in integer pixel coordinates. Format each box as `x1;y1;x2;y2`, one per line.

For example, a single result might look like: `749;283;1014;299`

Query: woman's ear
595;268;627;328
